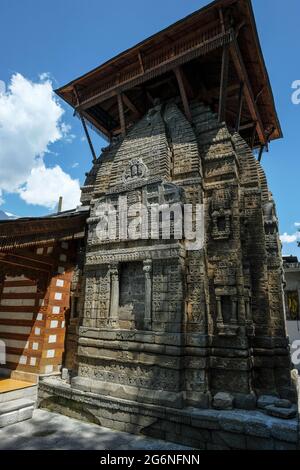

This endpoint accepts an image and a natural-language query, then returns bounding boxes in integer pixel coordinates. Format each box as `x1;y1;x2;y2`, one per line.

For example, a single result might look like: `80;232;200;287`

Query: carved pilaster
109;263;119;327
143;259;152;330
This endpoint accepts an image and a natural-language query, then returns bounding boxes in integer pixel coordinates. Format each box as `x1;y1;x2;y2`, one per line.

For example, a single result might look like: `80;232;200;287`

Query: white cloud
280;232;300;244
294;222;300;227
61;122;76;143
71;162;79;168
19;164;81;210
0;80;5;94
39;72;51;82
0;73;80;210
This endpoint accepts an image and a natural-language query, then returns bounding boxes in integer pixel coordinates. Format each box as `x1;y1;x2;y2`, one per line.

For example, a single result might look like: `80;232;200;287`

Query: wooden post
218;43;230;123
229;39;266;145
73;87;97;162
174;66;192;122
251;123;257;149
258;145;264;162
117;93;126;137
235;82;244;132
80;116;97;163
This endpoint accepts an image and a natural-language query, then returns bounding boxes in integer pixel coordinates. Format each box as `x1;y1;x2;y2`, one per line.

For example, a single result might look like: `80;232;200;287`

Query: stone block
0;410;19;428
257;395;278;410
212;431;246;450
244;415;271;438
18;406;34;421
274;440;297;450
233;393;257;410
218;411;245;433
212;392;234;410
265;405;297;419
246;435;275;450
270;420;299;443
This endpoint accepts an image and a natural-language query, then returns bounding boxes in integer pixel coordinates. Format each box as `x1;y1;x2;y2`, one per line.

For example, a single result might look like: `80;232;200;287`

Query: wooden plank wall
0;241;75;375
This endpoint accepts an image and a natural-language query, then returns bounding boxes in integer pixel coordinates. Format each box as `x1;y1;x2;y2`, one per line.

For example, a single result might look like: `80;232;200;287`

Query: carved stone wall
69;100;296;412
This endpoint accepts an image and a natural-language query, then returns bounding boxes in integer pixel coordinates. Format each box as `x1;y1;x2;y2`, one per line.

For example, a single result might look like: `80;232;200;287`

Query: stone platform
39;377;299;450
0;409;191;450
0;378;37;428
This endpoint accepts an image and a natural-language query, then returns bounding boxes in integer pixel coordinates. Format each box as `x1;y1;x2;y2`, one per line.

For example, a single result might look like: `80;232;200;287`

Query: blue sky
0;0;299;255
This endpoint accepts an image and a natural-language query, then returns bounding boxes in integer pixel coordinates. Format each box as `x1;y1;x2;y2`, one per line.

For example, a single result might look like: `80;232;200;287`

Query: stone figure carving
211;189;232;240
122;159;149;184
263;192;278;234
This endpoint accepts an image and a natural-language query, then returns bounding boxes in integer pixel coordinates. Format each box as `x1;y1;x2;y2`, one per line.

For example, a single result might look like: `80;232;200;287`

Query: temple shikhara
0;0;299;450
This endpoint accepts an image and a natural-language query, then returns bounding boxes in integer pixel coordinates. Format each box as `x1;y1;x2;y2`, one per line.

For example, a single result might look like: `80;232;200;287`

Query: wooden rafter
174;66;192;122
81;110;111;141
73;87;98;162
138;51;145;74
229;38;266;145
235;82;244;132
75;23;228;112
122;93;141;118
117;93;126;137
218;43;230;122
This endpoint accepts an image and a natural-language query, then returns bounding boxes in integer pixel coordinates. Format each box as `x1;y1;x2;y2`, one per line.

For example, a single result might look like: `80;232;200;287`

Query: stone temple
0;0;299;450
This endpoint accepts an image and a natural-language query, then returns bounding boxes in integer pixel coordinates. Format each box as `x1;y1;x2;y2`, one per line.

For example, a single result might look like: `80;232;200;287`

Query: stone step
0;398;35;415
0;398;35;428
0;384;37;404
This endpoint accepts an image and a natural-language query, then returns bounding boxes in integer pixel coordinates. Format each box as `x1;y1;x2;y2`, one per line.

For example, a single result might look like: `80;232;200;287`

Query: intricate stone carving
122;158;149;184
74;101;295;417
211;189;232;240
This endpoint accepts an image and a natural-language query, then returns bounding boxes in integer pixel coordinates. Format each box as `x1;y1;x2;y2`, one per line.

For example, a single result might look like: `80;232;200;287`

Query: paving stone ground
0;409;191;450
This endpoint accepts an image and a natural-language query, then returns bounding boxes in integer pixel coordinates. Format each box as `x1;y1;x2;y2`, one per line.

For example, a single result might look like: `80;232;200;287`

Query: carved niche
211;189;232;240
214;262;239;337
122;159;149;184
263;192;278;235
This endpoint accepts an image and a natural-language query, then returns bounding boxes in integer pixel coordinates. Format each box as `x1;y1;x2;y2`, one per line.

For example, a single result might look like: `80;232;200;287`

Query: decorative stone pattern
76;100;297;405
39;378;299;450
40;100;299;448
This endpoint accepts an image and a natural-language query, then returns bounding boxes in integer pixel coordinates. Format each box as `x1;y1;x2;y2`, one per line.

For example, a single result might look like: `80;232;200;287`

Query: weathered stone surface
246;435;275;450
212;392;234;410
234;393;257;410
265;405;297;420
257;395;279;410
38;98;299;449
274;399;292;409
39;378;299;450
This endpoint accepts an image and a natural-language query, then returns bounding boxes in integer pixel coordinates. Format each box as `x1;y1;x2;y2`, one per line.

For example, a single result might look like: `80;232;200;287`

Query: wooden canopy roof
56;0;282;149
0;210;88;252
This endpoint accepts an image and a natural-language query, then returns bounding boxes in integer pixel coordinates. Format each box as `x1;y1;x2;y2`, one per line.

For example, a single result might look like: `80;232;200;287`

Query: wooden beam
174;66;192;122
80;114;97;163
122;93;141;118
117;93;126;137
146;90;155;105
219;8;226;34
138;51;145;74
73;87;98;162
229;38;266;145
81;110;111;141
239;121;256;131
235;82;244;132
250;123;257;149
76;21;226;112
218;43;230;123
258;145;264;162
